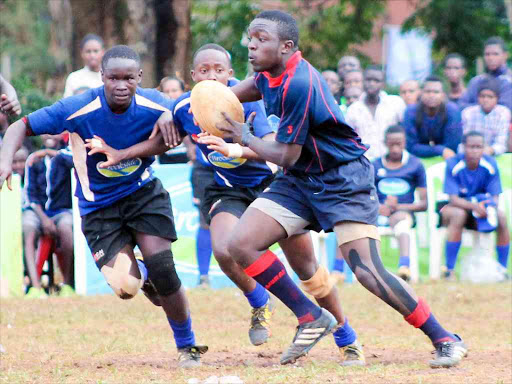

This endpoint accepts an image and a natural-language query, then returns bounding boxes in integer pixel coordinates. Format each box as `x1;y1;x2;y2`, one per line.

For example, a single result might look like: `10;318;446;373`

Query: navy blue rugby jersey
254;51;367;174
172;80;273;188
27;86;173;216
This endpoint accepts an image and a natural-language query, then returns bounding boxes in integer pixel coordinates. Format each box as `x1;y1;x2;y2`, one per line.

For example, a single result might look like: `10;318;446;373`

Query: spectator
459;37;512;110
404;75;462;159
345;66;406;160
63;34;105;98
461;77;510;156
12;146;29;185
337;55;361;80
440;132;509;280
159;76;185;100
321;70;342;104
400;80;421;106
344;86;362;107
343;69;364;90
373;125;427;281
443;53;467;106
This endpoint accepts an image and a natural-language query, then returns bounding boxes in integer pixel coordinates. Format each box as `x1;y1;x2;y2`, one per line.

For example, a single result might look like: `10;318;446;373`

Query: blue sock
420;313;455;344
333;318;356;347
244;283;269;309
333;258;345;273
168;316;196;348
136;259;148;283
196;228;212;276
497;244;510;268
445;241;461;271
398;256;410;267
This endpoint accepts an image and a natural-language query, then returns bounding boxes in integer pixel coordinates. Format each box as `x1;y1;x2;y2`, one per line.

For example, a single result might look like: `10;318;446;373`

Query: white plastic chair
378;225;419;283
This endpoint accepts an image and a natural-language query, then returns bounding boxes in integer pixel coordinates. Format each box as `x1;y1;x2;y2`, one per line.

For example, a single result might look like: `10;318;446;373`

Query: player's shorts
22;208;73;234
438;202;477;230
191;162;216;228
251;156;380;244
201;175;274;225
81;178;177;269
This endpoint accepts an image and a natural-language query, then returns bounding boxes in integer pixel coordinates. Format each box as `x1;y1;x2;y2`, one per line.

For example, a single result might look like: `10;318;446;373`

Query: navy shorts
254;156;379;234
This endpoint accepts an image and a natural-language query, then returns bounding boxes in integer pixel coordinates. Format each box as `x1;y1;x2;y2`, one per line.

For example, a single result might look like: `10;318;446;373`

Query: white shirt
63;67;103;98
345;91;406;160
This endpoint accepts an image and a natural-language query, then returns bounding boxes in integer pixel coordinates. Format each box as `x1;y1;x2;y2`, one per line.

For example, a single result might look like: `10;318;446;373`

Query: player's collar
263;51;302;87
382;150;409;168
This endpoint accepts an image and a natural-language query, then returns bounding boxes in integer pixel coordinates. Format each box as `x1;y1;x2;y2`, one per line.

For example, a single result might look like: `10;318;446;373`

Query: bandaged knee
101;252;143;299
300;265;334;299
144;249;182;296
393;216;413;238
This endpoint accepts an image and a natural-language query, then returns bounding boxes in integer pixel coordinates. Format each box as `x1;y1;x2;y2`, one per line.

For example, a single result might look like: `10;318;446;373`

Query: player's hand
217;112;256;146
474;201;488;218
0;161;13;191
442;147;456;160
41;216;57;236
385;195;398;210
379;205;392;217
85;135;124;168
150;111;181;148
0;94;21;116
197;133;229;155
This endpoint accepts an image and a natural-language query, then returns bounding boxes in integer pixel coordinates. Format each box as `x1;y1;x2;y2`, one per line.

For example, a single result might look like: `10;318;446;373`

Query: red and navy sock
405;298;455;344
245;250;322;324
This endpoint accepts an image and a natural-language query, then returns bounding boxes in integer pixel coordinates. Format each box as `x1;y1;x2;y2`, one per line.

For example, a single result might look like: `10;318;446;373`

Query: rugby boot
141;279;161;307
339;339;366;366
430;334;467;368
249;296;275;346
397;266;411;282
177;345;208;368
280;308;337;365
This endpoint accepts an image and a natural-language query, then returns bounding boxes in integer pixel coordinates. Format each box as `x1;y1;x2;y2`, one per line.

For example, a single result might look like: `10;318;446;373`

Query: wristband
227;143;244;158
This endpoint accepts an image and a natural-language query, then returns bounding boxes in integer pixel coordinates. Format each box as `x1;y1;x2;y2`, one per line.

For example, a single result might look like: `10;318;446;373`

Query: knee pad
101;252;142;299
144;249;182;296
300;265;334;299
393;216;413;237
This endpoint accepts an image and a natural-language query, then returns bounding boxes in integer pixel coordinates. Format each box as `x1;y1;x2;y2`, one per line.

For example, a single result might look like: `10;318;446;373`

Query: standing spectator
461;78;510;156
321;70;342;104
344;87;362;107
160;76;185;100
373;125;427;281
343;69;364;91
404;75;462;159
440;132;509;280
345;66;406;160
459;37;512;110
63;34;105;98
443;53;467;106
337;55;361;80
400;80;421;106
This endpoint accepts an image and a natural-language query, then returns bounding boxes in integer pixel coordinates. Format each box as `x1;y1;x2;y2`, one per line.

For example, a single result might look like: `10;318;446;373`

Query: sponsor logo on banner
207;151;246;169
377;178;411;196
96;158;142;177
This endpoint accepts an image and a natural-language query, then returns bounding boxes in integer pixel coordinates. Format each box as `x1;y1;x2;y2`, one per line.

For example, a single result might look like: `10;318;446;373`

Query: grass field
1;280;511;384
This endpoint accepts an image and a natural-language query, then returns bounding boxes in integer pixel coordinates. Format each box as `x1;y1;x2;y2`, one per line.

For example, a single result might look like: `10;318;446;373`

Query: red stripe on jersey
292;64;313;144
312;68;337;124
311;137;324;172
348;138;368;151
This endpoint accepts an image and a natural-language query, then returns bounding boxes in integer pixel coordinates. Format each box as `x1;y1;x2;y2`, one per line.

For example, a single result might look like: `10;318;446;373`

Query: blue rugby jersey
27;86;173;216
173;80;273;188
372;151;426;204
46;147;74;217
444;153;502;199
254;51;367;174
24;155;52;210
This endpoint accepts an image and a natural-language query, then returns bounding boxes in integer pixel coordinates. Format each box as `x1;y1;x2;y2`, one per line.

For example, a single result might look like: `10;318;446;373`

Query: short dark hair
364;65;383;77
463;131;484;143
484;36;506;51
192;43;231;68
385;125;406;139
80;33;104;50
444;53;466;68
101;45;140;70
478;76;500;97
160;76;185;91
423;75;443;89
255;10;299;48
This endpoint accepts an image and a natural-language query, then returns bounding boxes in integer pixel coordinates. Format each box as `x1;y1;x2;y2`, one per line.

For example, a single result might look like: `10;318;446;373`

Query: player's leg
22;210;46;297
53;212;75;294
389;211;414;281
496;210;510;269
440;205;467;278
279;232;364;366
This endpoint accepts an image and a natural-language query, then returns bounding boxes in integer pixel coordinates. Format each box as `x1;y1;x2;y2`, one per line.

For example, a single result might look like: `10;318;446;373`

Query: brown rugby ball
190;80;244;137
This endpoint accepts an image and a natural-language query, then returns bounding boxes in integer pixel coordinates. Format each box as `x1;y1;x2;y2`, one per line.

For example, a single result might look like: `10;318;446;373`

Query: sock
497;244;510;269
333;258;345;273
405;298;455;344
333;318;357;347
445;241;461;271
398;256;410;267
136;259;148;283
245;250;322;324
196;228;212;276
244;282;269;309
168;316;196;348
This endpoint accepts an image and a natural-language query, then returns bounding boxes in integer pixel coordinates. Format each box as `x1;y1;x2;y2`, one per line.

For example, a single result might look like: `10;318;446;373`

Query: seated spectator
459;37;512;110
345;66;406;160
343;69;364;90
443;53;467;107
400;80;421;106
321;70;342;104
440;132;509;280
159;76;185;100
373;125;427;281
404;75;462;159
12;147;29;185
461;77;510;156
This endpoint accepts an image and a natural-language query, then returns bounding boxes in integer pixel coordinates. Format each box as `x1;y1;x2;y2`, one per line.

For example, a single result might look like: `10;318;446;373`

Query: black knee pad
144;250;182;296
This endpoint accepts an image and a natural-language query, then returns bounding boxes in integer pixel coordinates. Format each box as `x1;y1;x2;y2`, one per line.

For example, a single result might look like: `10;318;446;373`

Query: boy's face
337;56;359;78
102;58;142;112
162;79;184;100
444;58;465;83
478;89;498;113
81;40;104;72
191;49;233;86
421;81;444;108
322;71;341;97
247;19;283;73
385;132;405;162
484;44;507;72
344;71;363;90
344;87;362;106
12;149;28;176
464;135;484;164
364;69;384;97
400;80;420;105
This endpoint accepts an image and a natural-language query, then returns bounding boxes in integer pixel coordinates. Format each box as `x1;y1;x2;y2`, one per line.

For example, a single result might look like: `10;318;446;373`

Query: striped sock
405;298;455;344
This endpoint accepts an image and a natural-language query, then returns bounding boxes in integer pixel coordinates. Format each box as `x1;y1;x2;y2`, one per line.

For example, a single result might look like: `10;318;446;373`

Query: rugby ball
190;80;244;137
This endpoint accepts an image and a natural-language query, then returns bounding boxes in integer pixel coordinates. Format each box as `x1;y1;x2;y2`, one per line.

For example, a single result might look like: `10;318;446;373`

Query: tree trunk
168;0;191;87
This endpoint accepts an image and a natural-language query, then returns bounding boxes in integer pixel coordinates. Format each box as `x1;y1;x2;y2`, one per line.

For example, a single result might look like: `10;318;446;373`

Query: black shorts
437;202;477;230
81;179;177;269
201;176;274;225
191;162;216;227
